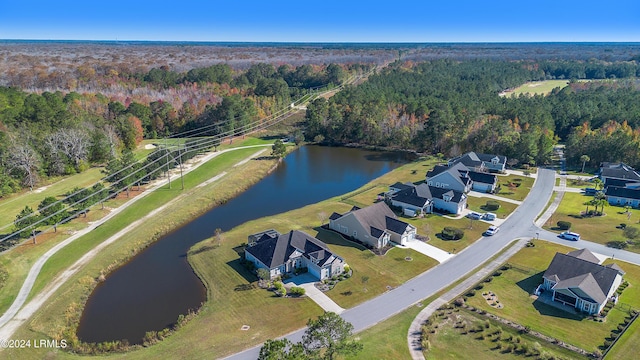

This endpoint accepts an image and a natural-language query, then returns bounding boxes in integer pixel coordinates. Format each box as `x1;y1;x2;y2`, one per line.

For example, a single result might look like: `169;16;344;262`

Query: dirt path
0;145;271;341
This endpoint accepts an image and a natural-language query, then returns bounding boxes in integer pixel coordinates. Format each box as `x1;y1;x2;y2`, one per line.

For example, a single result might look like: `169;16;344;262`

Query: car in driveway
468;212;482;220
558;231;580;241
485;225;499;236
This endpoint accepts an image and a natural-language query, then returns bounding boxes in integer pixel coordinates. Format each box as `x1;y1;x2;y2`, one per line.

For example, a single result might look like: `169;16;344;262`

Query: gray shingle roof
329;212;342;221
566;248;600;263
392;183;432;207
468;171;497;185
429;186;466;203
543;251;622;305
605;186;640;200
245;230;338;269
348;202;411;237
450;152;506;169
600;162;640;181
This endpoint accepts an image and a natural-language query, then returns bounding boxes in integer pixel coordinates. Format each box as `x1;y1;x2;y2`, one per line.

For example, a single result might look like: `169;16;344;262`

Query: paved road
225;170;558;359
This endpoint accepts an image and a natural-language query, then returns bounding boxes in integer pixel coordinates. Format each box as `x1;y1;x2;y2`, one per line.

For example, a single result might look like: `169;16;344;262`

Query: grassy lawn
544;192;640;253
425;308;585;359
405;215;487;254
0;143;273;316
467;197;518;219
342;184;388;208
465;241;637;353
502;80;570;97
495;175;535;201
345;302;424;360
604;315;640;359
0;167;105;226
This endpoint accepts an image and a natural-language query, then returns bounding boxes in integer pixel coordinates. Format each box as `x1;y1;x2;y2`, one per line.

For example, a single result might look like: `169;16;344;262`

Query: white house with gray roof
329;202;416;248
448;152;507;173
541;249;624;315
244;230;345;281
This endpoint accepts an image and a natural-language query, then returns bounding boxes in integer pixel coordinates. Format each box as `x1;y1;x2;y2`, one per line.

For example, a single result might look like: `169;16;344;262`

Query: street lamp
536;232;539;241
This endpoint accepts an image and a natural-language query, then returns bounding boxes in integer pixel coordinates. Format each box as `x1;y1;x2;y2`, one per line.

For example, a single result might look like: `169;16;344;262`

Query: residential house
387;182;433;216
244;230;345;281
448;152;507;173
329;202;416;248
387;181;467;216
467;170;498;193
541;249;624;315
429;186;467;215
426;163;473;193
605;186;640;208
599;162;640;183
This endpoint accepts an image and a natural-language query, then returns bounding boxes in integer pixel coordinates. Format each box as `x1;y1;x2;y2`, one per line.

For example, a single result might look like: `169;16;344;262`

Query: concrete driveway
400;241;454;263
284;273;345;314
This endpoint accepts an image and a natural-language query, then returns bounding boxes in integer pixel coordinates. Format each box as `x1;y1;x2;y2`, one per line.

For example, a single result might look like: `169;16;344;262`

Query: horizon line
2;39;640;45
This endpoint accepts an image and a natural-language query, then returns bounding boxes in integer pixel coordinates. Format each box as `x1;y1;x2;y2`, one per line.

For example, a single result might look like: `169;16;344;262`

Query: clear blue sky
1;0;638;42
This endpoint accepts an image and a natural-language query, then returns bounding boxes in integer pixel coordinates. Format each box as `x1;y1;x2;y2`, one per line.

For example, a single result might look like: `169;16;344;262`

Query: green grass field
465;241;638;353
502;80;570;97
496;175;535;201
466;197;518;219
544;192;640;253
604;314;640;359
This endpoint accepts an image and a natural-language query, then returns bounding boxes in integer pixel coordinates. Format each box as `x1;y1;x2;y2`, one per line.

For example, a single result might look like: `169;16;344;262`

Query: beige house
329;202;416;248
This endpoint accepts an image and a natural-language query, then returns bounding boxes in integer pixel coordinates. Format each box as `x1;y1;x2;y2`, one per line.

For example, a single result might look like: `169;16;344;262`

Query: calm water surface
77;145;407;344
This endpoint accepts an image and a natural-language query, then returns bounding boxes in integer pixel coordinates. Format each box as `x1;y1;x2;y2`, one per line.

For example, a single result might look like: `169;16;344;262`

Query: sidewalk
535;175;566;227
468;191;523;205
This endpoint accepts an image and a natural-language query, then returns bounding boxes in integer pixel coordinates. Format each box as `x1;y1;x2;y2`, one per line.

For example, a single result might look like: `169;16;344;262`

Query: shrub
557;221;572;230
607;240;629;249
454;297;465;307
624;226;640;239
465;290;476;297
289;286;306;296
484;200;500;211
475;284;484;290
343;265;351;274
442;227;464;240
620;223;627;229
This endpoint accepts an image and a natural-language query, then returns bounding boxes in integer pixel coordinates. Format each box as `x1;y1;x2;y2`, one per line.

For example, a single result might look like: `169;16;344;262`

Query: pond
77;145;408;344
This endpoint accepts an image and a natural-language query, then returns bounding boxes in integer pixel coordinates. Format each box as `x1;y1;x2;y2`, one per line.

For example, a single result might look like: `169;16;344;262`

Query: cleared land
424;308;584;359
465;241;638;353
543;192;640;253
500;80;569;97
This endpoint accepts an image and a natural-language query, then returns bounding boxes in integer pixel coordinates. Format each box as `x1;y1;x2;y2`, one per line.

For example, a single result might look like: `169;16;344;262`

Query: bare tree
7;143;40;191
317;211;328;226
214;228;224;247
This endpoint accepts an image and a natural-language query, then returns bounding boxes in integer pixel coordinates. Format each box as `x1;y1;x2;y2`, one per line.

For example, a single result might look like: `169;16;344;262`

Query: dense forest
305;59;640;170
0;62;353;198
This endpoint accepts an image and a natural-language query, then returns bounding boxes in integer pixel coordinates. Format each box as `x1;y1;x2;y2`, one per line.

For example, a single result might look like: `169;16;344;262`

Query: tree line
305;59;640;168
0;63;350;197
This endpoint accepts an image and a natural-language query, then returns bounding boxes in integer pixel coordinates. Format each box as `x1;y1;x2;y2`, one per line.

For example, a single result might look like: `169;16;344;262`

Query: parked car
485;225;499;236
559;231;580;241
483;212;496;221
584;188;597;195
468;212;482;220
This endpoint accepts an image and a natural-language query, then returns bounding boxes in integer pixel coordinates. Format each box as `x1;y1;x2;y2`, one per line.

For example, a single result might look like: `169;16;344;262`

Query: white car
559;231;580;241
485;225;499;236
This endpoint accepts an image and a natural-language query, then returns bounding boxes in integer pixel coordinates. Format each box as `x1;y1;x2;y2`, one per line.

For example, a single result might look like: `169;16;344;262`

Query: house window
353;230;357;237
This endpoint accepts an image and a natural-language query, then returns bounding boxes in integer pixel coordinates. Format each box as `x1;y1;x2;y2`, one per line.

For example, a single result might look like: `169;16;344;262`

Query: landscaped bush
442;227;464;240
557;221;572;230
607;240;628;249
484;200;500;211
289;286;306;296
465;290;476;297
343;265;351;274
273;281;286;297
